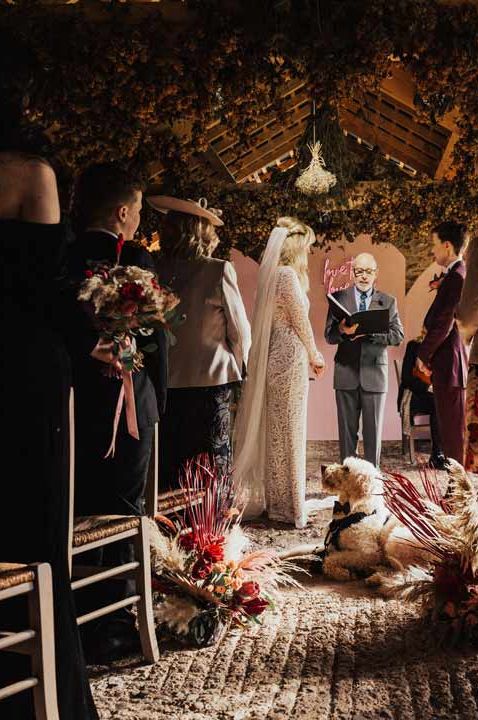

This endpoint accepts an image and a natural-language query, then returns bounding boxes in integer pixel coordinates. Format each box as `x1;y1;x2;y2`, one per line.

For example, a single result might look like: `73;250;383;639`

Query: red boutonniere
115;233;125;265
429;271;445;292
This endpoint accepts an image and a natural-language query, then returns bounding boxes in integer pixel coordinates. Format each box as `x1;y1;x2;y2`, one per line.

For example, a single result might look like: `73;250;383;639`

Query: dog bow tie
333;500;350;515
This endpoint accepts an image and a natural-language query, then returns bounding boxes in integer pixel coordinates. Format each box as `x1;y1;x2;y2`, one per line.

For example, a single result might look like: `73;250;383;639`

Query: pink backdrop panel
231;235;407;441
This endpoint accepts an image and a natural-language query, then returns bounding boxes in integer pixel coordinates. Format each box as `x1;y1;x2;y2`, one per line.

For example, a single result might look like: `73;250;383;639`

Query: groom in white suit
324;253;404;467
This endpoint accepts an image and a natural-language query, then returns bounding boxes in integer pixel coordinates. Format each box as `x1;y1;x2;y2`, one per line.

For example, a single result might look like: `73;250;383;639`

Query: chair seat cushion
73;515;141;547
0;563;35;590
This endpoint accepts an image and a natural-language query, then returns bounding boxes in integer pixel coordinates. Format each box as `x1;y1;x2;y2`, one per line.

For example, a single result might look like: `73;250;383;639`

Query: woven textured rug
91;579;478;720
90;442;478;720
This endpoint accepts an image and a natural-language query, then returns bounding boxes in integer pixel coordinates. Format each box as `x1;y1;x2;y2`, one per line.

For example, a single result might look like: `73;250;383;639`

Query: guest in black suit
398;337;444;468
64;163;167;660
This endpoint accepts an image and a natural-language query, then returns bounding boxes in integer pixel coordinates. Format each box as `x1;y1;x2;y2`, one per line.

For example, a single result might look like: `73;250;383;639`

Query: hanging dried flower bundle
295;141;337;196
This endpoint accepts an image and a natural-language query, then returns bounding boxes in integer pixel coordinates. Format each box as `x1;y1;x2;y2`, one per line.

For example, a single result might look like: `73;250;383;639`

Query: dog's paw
325;566;353;581
365;571;387;586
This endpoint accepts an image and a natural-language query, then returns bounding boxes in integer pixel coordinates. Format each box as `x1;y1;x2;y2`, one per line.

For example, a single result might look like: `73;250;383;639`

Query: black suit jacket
64;230;168;429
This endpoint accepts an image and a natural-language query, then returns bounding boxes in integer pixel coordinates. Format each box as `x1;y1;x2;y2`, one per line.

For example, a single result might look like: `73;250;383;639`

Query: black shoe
429;453;447;470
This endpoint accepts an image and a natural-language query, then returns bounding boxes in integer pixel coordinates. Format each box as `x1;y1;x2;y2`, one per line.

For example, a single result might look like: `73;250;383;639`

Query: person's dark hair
158;210;219;259
432;221;469;255
73;162;143;231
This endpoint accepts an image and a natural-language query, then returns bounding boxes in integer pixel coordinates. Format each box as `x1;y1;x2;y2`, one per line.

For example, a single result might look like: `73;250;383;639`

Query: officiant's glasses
353;267;376;277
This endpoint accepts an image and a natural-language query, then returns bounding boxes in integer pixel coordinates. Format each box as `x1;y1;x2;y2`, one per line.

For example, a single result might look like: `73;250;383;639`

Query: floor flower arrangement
381;461;478;645
149;456;302;647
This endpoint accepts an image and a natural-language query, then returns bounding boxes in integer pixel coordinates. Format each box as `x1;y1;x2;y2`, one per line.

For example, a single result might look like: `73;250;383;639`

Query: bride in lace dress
234;217;325;528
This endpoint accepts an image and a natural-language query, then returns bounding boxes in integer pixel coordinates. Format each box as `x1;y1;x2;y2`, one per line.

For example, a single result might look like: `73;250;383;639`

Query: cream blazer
156;256;251;388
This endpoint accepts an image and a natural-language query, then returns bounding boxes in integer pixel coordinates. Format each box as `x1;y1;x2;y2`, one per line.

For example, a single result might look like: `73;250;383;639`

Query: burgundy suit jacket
417;260;467;388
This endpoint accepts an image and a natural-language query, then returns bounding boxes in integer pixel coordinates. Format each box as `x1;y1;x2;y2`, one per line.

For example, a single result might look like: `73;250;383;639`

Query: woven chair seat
0;563;35;591
73;515;141;547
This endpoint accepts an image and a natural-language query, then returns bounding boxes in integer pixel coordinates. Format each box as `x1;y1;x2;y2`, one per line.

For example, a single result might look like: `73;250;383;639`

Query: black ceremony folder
327;293;389;333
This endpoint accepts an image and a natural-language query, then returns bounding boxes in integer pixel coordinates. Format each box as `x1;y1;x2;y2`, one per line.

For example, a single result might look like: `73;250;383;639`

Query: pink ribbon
104;368;140;459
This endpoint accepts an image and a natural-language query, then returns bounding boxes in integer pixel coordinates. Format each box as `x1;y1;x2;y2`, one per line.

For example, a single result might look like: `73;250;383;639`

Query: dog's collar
325;509;377;552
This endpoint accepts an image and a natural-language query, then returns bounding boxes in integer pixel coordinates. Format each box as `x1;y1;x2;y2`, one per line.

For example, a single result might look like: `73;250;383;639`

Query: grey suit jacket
324;286;404;392
156;256;251;389
457;237;478;365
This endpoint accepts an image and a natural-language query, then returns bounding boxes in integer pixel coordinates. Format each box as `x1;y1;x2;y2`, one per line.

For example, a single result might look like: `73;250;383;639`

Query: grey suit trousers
335;388;386;467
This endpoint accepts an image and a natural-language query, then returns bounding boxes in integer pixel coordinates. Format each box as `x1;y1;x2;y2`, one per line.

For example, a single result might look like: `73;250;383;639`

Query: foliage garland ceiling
1;0;477;285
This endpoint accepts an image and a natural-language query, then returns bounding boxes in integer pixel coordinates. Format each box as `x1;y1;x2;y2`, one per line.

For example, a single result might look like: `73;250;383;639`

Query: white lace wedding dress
265;266;324;528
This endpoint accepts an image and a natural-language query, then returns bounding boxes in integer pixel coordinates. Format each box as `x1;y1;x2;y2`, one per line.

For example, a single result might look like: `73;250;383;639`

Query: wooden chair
0;562;59;720
68;391;159;664
394;358;432;463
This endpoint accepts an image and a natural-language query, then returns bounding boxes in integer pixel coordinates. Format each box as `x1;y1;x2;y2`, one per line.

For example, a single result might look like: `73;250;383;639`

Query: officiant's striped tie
359;291;368;312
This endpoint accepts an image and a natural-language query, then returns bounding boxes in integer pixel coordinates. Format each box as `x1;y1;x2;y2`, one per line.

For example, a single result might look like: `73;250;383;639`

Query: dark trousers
159;384;234;490
74;422;154;621
433;383;466;464
410;392;442;457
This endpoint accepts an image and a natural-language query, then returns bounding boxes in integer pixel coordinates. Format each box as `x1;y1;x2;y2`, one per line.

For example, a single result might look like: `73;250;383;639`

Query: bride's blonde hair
276;216;315;292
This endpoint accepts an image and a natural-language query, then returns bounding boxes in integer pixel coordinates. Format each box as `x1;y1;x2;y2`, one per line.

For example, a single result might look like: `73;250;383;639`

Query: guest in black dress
147;195;251;489
0;141;98;717
398;337;445;468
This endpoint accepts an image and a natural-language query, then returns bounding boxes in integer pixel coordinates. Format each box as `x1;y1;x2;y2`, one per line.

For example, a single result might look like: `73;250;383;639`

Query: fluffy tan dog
284;457;430;581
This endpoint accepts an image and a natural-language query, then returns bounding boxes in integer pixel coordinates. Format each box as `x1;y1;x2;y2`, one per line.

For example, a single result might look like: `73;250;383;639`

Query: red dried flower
179;531;199;551
120;300;139;317
429;272;445;292
236;581;261;600
241;597;269;616
191;558;213;580
203;541;225;563
119;282;145;302
85;269;94;278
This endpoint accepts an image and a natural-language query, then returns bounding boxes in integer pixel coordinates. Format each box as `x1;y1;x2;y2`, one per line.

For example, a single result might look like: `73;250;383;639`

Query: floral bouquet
78;235;181;456
380;462;478;645
149;455;302;647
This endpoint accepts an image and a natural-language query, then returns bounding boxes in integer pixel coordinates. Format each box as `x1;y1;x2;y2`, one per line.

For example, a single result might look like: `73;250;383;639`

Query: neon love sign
323;256;355;294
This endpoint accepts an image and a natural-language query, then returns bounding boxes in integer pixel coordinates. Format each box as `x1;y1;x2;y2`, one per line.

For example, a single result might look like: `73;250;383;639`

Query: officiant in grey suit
325;252;404;467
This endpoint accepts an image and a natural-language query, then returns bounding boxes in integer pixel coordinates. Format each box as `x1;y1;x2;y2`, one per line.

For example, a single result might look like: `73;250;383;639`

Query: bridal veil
233;225;288;517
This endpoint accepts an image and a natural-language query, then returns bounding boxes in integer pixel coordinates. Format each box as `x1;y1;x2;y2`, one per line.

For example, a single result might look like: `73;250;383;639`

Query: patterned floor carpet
90;442;478;720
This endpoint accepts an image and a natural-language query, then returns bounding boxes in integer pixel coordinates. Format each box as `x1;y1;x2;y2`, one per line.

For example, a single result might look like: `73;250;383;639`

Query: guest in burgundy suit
416;221;468;464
